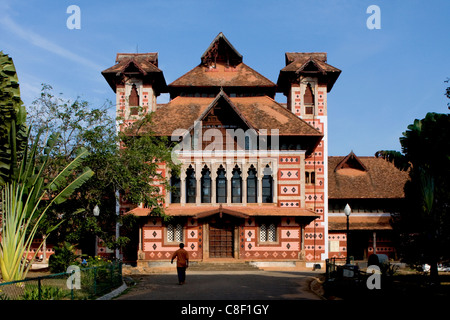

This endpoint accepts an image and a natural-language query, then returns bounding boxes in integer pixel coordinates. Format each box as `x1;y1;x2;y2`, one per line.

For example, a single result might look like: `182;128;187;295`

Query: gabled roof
140;91;323;138
328;153;410;199
102;53;167;93
277;52;341;93
281;54;340;73
285;52;328;65
169;33;276;93
102;53;161;75
193;89;256;132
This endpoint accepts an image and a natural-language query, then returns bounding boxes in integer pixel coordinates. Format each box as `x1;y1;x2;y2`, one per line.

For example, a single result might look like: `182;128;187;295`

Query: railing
325;257;348;280
0;262;122;300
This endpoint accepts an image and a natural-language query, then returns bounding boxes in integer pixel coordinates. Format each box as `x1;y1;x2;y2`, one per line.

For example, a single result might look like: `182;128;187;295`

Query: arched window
231;166;242;203
262;166;273;203
170;173;181;203
201;166;211;203
129;83;140;115
186;166;196;203
216;166;227;203
247;166;257;203
304;83;315;115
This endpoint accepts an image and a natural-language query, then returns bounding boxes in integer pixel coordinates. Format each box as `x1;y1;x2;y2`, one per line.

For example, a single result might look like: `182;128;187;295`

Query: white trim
328;212;392;217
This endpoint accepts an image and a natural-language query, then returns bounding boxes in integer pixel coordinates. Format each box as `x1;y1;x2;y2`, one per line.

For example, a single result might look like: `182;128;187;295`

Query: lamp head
344;203;351;217
93;205;100;217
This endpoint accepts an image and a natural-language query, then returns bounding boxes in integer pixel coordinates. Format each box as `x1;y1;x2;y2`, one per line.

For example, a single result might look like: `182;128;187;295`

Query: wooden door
209;224;234;258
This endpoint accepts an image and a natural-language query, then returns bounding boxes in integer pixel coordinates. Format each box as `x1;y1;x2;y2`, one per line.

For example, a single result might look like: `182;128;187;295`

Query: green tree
376;112;450;284
0;55;94;282
27;85;178;258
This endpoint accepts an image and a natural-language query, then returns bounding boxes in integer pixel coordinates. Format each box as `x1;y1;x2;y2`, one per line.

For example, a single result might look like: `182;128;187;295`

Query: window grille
175;224;183;242
260;224;267;242
260;223;277;242
167;223;183;242
167;224;174;242
268;223;276;242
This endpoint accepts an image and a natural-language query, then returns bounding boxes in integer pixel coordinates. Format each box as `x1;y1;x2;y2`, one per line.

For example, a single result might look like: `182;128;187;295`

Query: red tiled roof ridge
168;62;276;87
285;52;328;64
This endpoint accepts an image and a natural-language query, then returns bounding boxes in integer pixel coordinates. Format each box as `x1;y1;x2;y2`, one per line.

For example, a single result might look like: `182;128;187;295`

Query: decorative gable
334;151;368;172
201;32;243;67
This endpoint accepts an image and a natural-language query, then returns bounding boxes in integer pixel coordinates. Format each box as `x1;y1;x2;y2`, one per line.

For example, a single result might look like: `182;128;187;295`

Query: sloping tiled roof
169;62;276;88
230;96;321;136
140;93;322;137
102;53;162;75
328;154;409;199
285;52;328;64
127;204;319;221
281;56;341;73
328;215;393;230
101;53;167;93
277;52;341;93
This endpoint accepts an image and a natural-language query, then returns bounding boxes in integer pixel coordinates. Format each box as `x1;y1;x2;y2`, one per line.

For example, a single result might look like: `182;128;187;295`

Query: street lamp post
344;203;351;265
93;205;100;257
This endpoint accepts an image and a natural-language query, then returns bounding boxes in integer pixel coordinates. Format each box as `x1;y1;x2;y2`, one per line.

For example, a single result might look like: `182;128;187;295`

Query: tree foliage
376;111;450;283
27;85;178;256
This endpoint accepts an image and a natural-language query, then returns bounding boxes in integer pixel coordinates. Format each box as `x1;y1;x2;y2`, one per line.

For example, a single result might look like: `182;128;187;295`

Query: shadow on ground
117;271;321;300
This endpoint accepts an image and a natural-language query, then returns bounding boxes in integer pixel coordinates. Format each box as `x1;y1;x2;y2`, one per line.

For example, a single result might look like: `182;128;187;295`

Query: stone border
96;281;128;300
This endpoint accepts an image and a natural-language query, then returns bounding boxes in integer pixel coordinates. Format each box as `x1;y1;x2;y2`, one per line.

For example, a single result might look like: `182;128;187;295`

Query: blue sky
1;0;449;156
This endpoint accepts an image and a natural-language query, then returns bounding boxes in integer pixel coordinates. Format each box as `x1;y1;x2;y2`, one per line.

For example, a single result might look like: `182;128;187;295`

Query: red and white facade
102;33;342;267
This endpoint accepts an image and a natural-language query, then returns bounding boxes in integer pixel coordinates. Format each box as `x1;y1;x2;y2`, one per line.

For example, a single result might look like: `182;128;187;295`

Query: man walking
171;243;189;285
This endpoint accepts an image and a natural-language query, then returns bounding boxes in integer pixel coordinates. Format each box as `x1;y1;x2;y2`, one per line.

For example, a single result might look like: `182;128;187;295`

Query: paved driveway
117;270;322;300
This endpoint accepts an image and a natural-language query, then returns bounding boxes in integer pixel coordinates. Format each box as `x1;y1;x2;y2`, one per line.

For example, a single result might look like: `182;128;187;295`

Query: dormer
334;151;368;175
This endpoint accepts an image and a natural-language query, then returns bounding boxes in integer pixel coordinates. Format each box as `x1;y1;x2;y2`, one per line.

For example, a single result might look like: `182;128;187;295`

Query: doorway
209;222;234;258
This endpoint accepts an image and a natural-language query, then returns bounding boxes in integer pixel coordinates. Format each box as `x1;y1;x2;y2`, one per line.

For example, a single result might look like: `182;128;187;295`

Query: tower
102;53;168;130
277;52;341;261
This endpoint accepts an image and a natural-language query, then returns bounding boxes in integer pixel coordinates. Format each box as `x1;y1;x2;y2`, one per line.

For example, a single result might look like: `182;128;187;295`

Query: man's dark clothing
171;248;189;284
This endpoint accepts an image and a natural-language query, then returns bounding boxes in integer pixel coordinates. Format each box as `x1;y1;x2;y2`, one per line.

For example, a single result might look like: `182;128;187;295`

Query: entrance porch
129;204;319;267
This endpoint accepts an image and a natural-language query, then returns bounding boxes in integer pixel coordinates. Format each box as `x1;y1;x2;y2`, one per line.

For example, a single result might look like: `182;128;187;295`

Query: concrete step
188;261;260;271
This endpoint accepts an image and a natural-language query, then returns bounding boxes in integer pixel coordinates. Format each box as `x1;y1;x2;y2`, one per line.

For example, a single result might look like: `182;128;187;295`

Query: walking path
112;269;324;300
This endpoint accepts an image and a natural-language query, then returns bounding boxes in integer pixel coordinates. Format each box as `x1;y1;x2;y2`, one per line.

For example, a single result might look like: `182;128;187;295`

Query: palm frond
46;147;90;192
51;168;94;205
